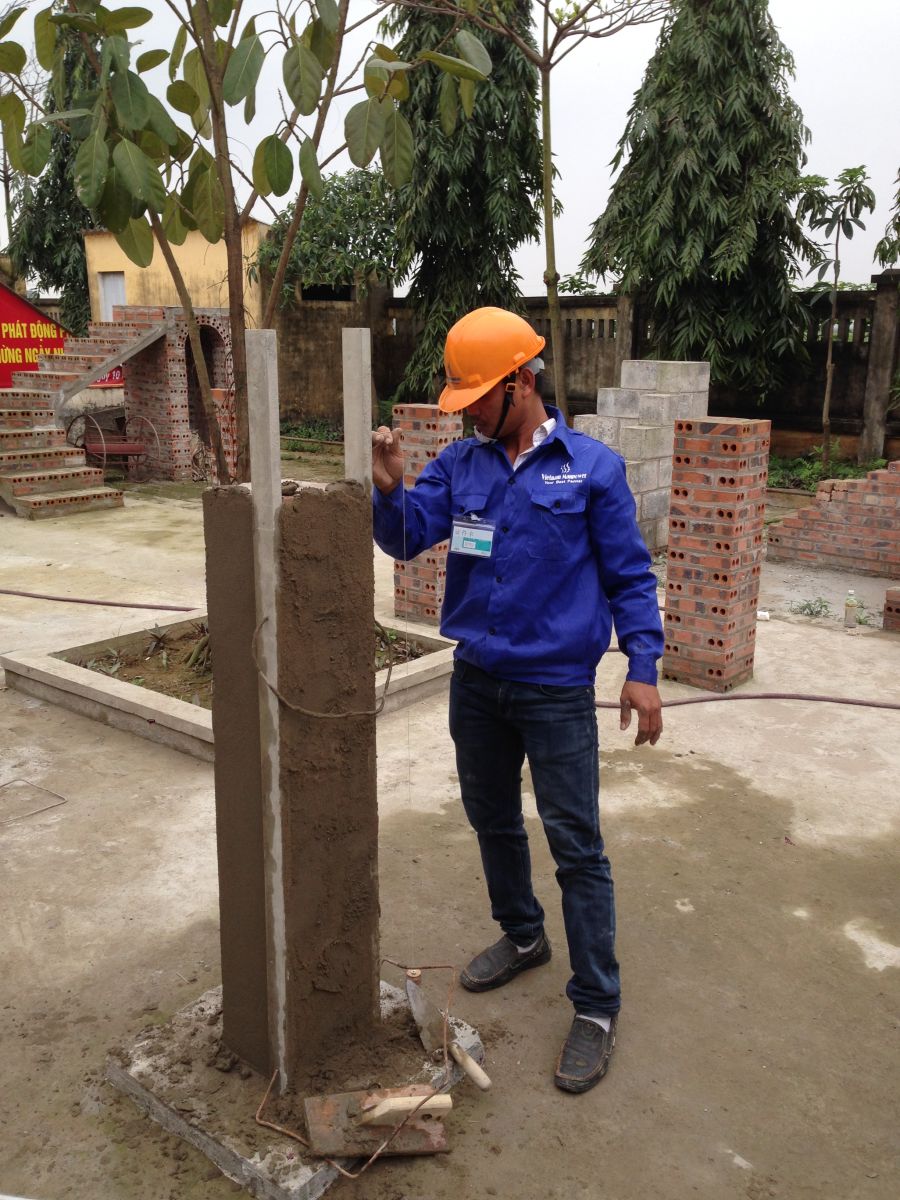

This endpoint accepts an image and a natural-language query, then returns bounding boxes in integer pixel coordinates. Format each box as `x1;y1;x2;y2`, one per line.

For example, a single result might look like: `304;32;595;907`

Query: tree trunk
195;0;249;483
858;270;900;463
822;239;841;474
149;214;229;483
540;61;567;421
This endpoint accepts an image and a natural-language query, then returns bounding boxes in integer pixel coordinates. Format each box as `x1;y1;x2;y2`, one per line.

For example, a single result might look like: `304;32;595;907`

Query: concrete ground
1;473;898;1200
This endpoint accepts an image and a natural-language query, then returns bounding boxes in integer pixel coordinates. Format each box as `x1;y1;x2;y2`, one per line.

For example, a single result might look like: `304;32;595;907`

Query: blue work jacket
373;406;664;687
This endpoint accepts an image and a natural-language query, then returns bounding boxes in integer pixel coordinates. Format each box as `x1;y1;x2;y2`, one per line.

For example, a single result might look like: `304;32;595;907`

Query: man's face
466;381;508;436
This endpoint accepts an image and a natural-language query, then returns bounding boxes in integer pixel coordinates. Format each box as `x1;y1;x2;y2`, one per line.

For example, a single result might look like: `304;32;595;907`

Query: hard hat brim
438;369;510;413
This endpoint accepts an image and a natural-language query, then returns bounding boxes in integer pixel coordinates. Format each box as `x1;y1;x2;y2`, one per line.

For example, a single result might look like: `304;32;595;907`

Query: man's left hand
619;681;663;746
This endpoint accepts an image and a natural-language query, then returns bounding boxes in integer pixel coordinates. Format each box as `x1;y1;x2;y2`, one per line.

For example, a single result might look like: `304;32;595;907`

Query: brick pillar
662;418;771;692
392;403;463;625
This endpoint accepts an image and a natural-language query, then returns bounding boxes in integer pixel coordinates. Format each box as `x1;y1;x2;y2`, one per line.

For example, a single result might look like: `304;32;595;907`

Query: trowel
405;969;492;1091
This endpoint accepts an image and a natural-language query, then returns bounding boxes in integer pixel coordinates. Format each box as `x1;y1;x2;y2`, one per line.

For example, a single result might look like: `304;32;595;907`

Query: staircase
0;316;171;519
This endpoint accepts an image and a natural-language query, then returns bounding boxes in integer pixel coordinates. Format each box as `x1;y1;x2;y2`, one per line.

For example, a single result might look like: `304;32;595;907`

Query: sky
4;0;899;294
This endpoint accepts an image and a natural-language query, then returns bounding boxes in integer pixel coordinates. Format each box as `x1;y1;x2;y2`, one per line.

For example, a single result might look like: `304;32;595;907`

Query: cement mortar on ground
1;459;898;1200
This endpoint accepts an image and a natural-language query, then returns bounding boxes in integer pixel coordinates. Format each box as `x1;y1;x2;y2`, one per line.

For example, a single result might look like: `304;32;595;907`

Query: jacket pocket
452;493;489;518
527;487;587;560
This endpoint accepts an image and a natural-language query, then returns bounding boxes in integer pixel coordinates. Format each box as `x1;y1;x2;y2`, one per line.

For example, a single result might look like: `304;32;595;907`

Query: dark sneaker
554;1014;618;1093
460;933;552;992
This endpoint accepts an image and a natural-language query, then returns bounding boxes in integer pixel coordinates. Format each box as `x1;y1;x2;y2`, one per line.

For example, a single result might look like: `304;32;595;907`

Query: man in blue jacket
372;307;664;1092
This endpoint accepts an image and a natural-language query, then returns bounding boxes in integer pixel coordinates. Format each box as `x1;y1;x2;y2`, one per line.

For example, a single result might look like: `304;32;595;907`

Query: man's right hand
372;426;404;495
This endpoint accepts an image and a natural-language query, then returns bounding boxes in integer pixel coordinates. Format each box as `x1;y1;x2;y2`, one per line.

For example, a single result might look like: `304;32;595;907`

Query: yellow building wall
83;220;267;328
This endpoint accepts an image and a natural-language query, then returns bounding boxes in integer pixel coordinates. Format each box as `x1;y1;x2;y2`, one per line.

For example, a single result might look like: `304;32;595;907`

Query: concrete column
342;328;373;489
277;482;380;1089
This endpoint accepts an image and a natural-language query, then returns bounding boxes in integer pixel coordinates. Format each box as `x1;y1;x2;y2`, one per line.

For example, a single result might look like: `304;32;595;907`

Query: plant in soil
768;444;886;492
72;626;427;708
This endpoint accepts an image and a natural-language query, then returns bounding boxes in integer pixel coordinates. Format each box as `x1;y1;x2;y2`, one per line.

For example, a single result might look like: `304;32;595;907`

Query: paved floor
1;482;898;1200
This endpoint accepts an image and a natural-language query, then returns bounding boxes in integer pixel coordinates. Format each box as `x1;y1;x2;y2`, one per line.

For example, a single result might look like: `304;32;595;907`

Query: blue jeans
449;660;620;1016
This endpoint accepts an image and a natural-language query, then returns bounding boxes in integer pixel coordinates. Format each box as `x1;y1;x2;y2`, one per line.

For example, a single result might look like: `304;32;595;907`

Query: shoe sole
459;944;552;992
553;1059;611;1093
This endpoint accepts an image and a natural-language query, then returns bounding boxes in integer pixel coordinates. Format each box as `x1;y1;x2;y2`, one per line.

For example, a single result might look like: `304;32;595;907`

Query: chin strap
487;372;518;441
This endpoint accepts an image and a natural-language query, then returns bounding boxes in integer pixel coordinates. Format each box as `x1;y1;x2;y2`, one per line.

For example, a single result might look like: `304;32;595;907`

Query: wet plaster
277;484;380;1090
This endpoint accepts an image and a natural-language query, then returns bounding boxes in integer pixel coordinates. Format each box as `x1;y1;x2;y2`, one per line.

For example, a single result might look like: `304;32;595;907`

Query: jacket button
508;477;515;485
495;575;503;583
489;626;496;635
553;500;560;508
501;525;509;533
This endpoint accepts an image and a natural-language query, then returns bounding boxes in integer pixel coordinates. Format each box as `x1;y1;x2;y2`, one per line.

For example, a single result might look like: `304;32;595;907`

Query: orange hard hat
438;307;546;413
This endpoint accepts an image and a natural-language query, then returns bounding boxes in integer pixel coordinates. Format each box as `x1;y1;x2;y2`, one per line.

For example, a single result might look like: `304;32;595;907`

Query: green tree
582;0;817;399
797;167;876;471
386;0;542;406
875;168;900;267
257;167;400;307
5;24;97;334
0;1;493;481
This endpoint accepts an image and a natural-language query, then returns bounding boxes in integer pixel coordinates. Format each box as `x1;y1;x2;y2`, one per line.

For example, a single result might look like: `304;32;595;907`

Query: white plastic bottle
844;589;859;628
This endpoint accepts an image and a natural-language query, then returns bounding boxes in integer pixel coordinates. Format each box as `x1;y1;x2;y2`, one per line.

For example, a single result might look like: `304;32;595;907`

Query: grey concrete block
620;424;675;462
638;392;682;424
658;456;673;488
657;361;710;393
641;487;672;521
620;361;659;391
637;517;658;551
575;414;621;447
655;517;671;549
675;390;710;418
625;458;659;493
595;387;642;417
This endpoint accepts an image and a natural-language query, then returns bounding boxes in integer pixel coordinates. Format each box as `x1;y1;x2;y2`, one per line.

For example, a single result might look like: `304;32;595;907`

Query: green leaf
49;13;99;34
98;164;132;232
2;119;23;171
147;95;179;147
265;136;293;196
183;48;210;108
419;50;487;83
0;7;25;40
41;107;93;124
0;90;26;131
100;7;153;34
162;194;189;245
20;121;51;175
380;107;413;189
74;131;110;208
0;41;27;74
454;31;491;77
317;0;339;34
34;7;56;70
102;35;130;81
170;24;187;80
438;70;457;137
458;77;475;119
298;136;323;201
113;138;166;212
115;215;155;268
251;138;271;195
345;97;387;168
210;0;234;27
283;41;323;115
308;18;336;70
167;80;200;115
110;69;151;130
222;33;263;105
243;88;255;124
136;49;169;73
191;166;225;243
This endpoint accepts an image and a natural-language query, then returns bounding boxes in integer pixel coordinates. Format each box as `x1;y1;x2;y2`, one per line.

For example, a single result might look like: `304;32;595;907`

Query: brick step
0;446;85;472
39;353;107;370
0;388;55;409
10;370;78;391
0;408;57;429
0;427;66;451
9;485;124;520
63;337;135;356
88;321;156;338
0;464;105;496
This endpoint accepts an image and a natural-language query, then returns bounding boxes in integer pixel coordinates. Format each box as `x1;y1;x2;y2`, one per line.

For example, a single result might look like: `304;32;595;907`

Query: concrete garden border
0;614;455;762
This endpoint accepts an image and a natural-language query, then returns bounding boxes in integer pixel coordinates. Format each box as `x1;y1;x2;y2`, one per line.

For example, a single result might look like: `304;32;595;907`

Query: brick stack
767;460;900;578
391;403;463;625
884;587;900;632
662;418;771;692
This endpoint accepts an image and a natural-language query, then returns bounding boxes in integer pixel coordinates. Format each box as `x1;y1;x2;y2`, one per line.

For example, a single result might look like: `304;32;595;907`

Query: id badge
450;518;495;558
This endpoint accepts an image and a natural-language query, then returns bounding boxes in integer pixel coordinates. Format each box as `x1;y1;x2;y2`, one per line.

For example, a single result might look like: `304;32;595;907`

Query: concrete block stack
574;360;710;551
767;460;900;578
883;588;900;632
391;403;463;625
662;417;771;692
